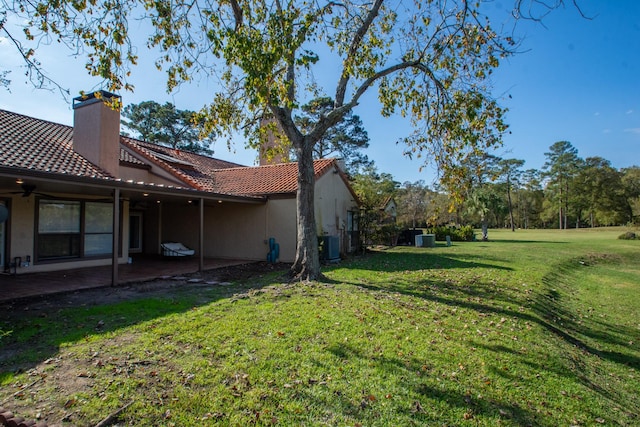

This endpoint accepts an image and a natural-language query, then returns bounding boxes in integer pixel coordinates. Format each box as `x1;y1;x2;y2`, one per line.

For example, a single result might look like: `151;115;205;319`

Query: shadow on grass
332;250;639;371
320;341;543;426
326;249;640;417
0;273;278;382
337;250;514;273
533;259;640;368
481;240;568;244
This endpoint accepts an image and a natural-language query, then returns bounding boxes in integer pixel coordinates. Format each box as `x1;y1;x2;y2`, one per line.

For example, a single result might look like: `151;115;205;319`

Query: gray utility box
415;234;436;248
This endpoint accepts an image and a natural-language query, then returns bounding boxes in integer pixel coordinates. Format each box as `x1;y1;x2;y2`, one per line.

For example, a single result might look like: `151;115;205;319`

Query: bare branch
0;24;70;98
334;0;384;107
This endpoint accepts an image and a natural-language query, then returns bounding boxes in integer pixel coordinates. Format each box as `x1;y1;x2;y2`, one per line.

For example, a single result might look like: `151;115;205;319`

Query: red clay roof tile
204;159;336;195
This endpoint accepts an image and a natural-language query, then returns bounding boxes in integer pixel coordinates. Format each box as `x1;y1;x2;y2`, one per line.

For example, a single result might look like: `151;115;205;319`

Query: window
38;200;81;259
84;202;114;256
37;199;114;261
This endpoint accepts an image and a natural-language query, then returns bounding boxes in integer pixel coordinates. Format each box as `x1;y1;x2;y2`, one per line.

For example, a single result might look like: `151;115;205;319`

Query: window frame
35;197;122;263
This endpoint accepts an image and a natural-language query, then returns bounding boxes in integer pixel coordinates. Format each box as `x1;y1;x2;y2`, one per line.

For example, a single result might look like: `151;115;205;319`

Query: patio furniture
161;242;195;257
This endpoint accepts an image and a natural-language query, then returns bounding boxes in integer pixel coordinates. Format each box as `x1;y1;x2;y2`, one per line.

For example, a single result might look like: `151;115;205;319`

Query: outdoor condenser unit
322;235;340;262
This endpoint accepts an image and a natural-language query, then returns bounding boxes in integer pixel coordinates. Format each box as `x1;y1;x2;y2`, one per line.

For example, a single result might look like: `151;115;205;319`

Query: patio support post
112;188;120;286
199;197;204;273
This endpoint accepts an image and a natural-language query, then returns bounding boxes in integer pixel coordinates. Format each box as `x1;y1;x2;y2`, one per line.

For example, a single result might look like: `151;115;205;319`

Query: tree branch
229;0;243;30
0;25;70;97
334;0;384;107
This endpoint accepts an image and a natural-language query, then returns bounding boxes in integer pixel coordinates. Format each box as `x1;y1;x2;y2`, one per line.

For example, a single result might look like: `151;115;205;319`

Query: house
379;196;397;224
0;91;359;283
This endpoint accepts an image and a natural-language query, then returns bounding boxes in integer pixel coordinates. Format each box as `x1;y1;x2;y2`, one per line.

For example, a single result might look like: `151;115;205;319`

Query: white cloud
624;128;640;135
602;129;612;134
594;112;600;116
626;110;634;115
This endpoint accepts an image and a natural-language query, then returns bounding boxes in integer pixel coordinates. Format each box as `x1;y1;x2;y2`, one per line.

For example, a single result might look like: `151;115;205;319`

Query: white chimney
72;91;121;177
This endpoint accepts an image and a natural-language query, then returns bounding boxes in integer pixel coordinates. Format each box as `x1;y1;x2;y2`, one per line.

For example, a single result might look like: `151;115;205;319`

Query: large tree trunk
290;138;321;281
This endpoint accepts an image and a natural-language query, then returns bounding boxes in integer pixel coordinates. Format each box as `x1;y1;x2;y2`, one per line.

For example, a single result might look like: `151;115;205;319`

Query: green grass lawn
1;228;638;426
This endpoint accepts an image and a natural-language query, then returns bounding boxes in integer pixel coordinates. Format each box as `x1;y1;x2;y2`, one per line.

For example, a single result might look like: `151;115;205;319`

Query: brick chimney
259;117;290;165
72;90;121;177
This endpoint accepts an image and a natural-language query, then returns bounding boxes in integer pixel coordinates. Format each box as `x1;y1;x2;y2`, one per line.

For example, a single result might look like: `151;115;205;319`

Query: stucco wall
8;196;34;264
203;202;270;261
119;164;187;188
266;198;297;262
314;171;358;238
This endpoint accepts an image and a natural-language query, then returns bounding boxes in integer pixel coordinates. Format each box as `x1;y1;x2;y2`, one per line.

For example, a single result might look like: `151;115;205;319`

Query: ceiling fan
1;183;57;198
2;182;119;202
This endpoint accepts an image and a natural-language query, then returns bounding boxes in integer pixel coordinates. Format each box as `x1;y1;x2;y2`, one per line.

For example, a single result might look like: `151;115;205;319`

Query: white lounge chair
161;242;195;257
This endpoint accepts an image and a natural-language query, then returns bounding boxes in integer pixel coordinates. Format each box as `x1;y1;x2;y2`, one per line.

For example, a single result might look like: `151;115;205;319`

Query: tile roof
129;139;243;172
206;158;337;196
119;147;148;168
0;109;114;178
0;109;351;199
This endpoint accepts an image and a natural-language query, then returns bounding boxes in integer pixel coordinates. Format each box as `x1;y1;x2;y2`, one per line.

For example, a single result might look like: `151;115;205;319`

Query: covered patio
0;255;250;302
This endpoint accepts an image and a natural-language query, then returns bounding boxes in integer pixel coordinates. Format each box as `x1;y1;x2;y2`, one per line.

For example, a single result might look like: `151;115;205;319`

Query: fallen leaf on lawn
411;401;426;413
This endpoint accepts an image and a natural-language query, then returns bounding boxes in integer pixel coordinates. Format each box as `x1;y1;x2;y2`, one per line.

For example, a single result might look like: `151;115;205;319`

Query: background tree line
351;140;640;245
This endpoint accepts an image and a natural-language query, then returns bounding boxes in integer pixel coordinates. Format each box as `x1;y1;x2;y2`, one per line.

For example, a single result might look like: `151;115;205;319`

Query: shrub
425;225;475;242
618;231;637;240
372;224;401;246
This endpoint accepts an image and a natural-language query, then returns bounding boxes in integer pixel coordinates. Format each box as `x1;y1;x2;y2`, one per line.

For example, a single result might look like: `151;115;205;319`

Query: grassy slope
0;228;638;426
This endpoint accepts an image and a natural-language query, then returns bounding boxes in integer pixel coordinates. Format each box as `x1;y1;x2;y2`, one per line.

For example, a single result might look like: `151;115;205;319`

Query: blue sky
1;1;638;185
